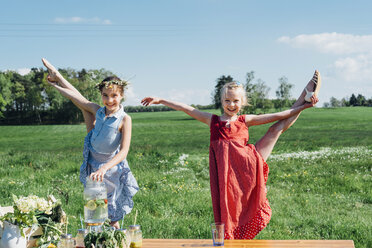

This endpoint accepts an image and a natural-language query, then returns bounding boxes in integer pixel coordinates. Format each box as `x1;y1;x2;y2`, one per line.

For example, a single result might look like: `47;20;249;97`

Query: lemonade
84;198;108;224
130;241;143;248
84;177;108;224
128;225;142;248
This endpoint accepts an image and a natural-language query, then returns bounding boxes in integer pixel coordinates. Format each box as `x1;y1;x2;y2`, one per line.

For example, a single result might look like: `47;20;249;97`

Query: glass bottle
128;225;142;248
75;229;88;248
58;234;75;248
84;177;108;225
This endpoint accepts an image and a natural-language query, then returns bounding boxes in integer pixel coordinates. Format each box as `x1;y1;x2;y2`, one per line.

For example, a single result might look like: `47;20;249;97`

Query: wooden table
142;239;355;248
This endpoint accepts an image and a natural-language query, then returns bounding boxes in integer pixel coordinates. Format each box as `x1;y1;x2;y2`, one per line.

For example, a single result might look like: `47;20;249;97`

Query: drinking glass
211;222;224;246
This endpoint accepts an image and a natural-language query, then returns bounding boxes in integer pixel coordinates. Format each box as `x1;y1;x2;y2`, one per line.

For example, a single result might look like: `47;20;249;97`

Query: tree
340;97;349;107
330;97;341;107
11;80;26;112
244;79;270;114
356;94;366;106
368;98;372;107
349;93;367;106
26;69;45;123
275;76;293;110
245;71;255;94
0;72;12;117
323;102;330;108
254;79;270;109
349;94;357;106
212;75;234;110
261;98;274;113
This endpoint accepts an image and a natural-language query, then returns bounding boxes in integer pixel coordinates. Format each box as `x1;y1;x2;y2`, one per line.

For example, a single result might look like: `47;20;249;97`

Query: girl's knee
110;221;120;229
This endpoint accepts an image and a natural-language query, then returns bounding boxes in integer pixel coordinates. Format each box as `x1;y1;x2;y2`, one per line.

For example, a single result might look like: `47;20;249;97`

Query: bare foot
42;58;60;83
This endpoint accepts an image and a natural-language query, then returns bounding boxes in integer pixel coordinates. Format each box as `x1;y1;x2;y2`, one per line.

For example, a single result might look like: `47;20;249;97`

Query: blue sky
1;0;372;106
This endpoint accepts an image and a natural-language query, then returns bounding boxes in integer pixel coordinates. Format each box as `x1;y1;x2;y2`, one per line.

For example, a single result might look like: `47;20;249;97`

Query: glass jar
58;234;75;248
116;228;130;248
128;225;142;248
84;176;108;225
75;229;88;248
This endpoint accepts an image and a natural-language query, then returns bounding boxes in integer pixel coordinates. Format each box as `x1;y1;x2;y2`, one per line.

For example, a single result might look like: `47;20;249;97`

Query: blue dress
80;105;139;222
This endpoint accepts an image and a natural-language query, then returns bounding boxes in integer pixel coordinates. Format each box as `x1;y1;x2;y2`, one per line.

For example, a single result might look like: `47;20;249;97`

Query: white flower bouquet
0;194;66;248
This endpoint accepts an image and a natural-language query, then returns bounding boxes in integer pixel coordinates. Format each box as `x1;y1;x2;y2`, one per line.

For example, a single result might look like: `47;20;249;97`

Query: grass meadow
0;107;371;248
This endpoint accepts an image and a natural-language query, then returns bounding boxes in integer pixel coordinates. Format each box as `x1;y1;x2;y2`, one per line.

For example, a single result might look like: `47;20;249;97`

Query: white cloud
278;32;372;84
278;32;372;55
332;54;372;82
102;20;112;25
17;68;31;75
54;17;112;25
123;85;141;106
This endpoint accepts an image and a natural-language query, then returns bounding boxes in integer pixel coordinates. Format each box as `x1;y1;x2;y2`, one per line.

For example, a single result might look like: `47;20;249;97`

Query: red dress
209;114;272;239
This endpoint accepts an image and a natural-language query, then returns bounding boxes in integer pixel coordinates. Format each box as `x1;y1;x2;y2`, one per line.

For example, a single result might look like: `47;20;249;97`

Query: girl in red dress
141;71;320;239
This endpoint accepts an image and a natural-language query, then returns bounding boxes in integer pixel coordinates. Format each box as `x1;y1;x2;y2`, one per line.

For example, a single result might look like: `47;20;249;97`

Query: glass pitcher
84;177;108;225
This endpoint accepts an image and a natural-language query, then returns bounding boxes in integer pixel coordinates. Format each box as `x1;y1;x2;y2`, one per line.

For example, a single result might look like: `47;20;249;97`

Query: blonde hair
221;81;248;106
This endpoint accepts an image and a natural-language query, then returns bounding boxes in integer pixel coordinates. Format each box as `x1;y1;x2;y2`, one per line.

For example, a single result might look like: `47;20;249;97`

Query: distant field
0;107;371;248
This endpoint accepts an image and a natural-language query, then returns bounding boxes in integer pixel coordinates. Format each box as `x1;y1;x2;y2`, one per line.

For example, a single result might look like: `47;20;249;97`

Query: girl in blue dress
42;58;139;228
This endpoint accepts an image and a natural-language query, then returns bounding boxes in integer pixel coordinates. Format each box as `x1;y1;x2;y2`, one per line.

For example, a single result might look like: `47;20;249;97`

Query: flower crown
95;79;129;90
224;81;243;89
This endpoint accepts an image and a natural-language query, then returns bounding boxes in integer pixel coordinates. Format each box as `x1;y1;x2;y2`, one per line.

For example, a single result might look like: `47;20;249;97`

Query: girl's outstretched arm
245;96;318;127
42;58;100;115
141;97;213;126
90;114;132;182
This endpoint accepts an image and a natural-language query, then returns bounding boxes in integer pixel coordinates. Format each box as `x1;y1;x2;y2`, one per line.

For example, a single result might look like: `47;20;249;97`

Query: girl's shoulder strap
95;106;105;119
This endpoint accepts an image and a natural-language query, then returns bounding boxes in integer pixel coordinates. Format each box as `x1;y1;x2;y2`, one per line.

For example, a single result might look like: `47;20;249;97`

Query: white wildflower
269;146;371;162
163;167;190;175
178;154;189;166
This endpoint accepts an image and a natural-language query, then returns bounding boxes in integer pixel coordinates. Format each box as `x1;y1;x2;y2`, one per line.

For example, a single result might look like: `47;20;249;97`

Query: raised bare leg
255;70;320;161
42;58;81;95
42;58;97;133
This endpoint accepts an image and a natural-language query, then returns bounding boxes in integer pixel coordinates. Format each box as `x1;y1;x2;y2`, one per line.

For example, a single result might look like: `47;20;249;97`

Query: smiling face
101;85;123;114
221;89;244;117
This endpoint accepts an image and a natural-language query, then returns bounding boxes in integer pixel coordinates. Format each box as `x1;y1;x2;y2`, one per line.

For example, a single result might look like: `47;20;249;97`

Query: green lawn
0;107;371;248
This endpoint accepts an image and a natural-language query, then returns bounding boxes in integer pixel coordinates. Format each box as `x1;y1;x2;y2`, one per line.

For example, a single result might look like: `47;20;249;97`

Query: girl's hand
304;95;319;108
90;167;108;182
141;97;162;106
41;58;60;83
